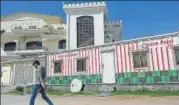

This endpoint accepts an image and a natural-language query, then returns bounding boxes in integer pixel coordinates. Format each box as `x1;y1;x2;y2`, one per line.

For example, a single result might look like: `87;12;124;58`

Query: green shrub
16;86;24;92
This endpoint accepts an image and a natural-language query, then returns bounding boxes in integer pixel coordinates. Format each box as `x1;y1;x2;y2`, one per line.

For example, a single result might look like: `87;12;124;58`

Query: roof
1;13;64;24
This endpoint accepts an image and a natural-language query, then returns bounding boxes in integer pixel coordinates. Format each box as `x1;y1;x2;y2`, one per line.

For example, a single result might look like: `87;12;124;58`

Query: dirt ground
2;94;179;105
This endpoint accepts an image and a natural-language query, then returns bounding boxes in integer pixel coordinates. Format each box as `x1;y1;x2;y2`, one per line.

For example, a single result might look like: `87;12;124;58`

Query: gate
2;56;46;86
14;63;34;85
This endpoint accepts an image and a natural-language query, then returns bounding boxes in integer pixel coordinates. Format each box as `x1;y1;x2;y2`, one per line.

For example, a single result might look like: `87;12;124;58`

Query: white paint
1;66;12;86
1;15;66;59
70;78;83;93
64;2;122;49
102;51;116;84
1;19;45;32
1;2;122;61
173;37;179;45
1;48;7;56
67;13;105;49
46;39;65;53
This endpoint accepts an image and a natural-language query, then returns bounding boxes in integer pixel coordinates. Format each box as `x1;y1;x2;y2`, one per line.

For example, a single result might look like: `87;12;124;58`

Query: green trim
47;70;179;85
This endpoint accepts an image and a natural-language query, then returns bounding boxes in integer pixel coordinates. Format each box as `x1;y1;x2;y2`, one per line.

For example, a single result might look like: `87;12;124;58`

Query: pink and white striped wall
47;36;179;77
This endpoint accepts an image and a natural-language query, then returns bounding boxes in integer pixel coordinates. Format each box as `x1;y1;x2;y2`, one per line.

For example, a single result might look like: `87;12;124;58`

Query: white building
63;2;122;49
1;13;66;61
0;2;122;86
1;2;122;61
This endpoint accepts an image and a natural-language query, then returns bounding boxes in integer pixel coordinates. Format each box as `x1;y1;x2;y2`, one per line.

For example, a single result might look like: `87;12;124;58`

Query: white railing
17;46;48;51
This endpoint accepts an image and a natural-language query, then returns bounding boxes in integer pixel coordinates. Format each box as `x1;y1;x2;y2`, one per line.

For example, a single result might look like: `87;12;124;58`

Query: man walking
29;60;53;105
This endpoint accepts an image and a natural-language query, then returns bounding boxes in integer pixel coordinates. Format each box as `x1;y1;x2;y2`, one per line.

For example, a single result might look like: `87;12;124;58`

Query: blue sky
1;1;179;40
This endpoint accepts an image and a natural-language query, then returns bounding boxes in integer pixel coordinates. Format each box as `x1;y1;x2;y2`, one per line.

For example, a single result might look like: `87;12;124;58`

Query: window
54;61;63;73
1;30;6;34
4;42;16;51
77;16;94;48
77;58;87;72
104;25;107;28
14;26;22;29
133;51;148;68
58;40;66;49
29;26;36;29
26;41;42;50
174;48;179;65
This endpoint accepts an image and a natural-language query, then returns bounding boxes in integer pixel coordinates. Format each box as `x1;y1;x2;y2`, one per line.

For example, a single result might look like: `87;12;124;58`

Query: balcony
12;28;51;37
1;48;22;61
14;46;48;55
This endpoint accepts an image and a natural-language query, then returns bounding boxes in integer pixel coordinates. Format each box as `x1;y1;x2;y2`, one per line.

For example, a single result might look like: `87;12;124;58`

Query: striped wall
47;36;179;77
47;48;102;77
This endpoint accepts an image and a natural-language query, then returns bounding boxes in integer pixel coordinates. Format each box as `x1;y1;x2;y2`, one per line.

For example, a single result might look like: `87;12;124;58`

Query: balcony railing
17;46;48;51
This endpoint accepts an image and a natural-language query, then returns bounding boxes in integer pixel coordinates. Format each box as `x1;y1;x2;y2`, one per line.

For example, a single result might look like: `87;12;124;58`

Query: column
66;14;70;49
14;40;19;50
42;38;47;50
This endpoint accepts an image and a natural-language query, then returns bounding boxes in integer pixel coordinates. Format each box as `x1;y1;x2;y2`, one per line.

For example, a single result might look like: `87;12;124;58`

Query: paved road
2;94;179;105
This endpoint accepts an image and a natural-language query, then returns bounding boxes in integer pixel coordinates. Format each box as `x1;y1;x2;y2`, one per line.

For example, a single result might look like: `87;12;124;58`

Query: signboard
138;37;179;49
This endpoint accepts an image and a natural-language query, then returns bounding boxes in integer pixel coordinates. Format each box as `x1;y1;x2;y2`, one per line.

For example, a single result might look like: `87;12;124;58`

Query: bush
16;86;24;92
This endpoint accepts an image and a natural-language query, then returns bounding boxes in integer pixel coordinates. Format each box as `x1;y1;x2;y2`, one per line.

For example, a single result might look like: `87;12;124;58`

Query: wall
16;37;42;50
1;66;12;86
104;21;122;43
1;35;65;53
1;18;45;32
13;57;46;85
51;24;66;30
68;12;105;49
46;39;65;53
47;35;179;85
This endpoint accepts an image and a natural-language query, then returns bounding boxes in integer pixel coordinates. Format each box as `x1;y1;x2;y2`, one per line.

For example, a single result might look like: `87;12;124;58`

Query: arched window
4;42;16;51
26;41;42;50
77;16;94;48
58;40;66;49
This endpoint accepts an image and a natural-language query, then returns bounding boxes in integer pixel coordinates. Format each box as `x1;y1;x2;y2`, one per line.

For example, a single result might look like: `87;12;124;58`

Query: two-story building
1;13;67;61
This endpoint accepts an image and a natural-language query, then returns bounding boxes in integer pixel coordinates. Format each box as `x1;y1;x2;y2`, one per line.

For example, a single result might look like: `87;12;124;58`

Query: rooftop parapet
105;20;122;24
63;2;106;9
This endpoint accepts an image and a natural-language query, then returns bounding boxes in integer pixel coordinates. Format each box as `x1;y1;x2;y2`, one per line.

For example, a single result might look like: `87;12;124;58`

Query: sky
1;1;179;40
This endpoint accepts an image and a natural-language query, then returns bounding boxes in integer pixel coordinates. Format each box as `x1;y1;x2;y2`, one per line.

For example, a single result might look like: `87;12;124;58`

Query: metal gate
14;63;34;85
1;56;46;86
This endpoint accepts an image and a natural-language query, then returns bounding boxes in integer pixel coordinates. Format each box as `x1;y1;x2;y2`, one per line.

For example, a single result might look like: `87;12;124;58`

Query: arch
77;16;94;48
58;39;66;49
4;42;16;51
26;41;42;50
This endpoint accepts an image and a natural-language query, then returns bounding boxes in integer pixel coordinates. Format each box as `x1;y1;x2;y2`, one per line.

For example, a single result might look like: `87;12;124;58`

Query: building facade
1;2;121;86
1;13;66;61
1;13;67;85
63;2;122;49
47;32;179;89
